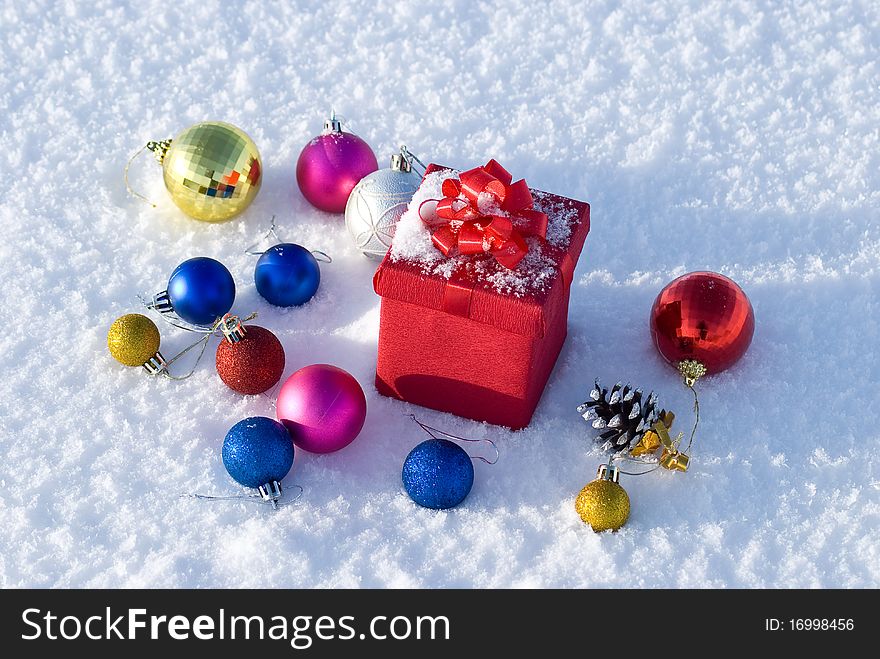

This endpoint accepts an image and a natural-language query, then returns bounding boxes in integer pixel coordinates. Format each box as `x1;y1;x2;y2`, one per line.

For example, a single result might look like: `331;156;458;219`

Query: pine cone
577;380;669;453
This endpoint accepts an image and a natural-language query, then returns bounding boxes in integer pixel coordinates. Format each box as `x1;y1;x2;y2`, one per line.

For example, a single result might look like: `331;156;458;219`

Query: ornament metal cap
143;351;168;375
146;139;172;164
596;463;621;483
219;313;247;344
390;152;412;173
323;111;342;133
146;290;173;315
678;359;707;387
258;480;284;509
399;146;426;175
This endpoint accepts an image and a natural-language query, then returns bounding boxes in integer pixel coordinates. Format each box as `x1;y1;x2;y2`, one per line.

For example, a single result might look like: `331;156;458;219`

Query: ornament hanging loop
244;216;333;264
160;315;234;380
681;380;700;462
609;454;661;476
407;414;499;465
124;144;158;208
154;312;257;380
244;215;283;255
182;482;303;509
160;332;212;381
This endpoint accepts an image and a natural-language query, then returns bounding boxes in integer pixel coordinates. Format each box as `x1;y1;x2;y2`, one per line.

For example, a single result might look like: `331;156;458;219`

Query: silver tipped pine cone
577;380;671;452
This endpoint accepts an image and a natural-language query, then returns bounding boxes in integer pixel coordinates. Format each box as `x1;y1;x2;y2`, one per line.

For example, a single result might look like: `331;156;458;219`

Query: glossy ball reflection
276;364;367;454
167;257;236;326
296;131;378;213
254;243;321;307
163;121;262;222
650;271;754;374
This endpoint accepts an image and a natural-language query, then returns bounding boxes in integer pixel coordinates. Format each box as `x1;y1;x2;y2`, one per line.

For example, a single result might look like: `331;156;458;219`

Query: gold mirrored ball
162;121;262;222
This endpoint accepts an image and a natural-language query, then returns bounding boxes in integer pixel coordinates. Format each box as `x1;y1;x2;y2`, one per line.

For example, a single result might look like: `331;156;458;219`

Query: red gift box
373;163;590;429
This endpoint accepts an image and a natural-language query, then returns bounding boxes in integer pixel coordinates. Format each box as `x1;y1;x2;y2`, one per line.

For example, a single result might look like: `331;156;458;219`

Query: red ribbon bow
418;160;549;269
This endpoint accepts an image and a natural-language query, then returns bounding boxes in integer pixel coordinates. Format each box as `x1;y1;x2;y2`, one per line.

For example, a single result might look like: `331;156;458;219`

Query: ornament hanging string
124;139;171;208
408;414;499;464
155;313;257;380
244;216;283;255
180;484;303;509
677;359;705;457
608;453;661;477
244;216;332;263
160;332;214;381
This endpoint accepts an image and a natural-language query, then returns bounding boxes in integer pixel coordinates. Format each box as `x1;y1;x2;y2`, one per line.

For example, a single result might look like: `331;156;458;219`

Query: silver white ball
344;166;420;259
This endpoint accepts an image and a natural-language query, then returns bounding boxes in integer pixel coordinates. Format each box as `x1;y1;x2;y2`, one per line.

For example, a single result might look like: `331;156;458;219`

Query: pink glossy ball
296;132;379;213
276;364;367;453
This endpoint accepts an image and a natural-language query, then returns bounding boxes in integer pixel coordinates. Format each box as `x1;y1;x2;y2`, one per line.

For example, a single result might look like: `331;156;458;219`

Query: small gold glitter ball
162;121;262;222
107;314;161;367
575;479;630;532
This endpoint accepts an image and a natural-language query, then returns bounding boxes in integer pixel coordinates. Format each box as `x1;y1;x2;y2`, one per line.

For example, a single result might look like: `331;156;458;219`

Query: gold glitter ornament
107;314;167;373
575;464;630;532
129;121;262;222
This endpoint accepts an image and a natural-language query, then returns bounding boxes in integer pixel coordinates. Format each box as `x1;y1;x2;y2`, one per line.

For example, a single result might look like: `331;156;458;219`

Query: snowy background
1;0;878;588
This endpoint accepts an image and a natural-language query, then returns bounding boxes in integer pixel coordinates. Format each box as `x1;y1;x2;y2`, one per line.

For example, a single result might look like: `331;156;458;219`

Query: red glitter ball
215;325;285;395
650;271;754;374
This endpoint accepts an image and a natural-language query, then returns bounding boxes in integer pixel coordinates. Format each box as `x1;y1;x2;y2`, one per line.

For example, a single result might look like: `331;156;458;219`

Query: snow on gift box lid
373;163;590;339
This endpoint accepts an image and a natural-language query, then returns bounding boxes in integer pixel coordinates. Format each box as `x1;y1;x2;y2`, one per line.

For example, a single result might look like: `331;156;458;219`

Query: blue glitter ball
254;243;320;307
402;438;475;510
222;417;295;488
167;257;236;326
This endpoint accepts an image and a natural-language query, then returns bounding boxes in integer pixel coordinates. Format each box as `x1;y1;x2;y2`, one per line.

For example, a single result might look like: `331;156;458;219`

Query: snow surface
1;0;879;588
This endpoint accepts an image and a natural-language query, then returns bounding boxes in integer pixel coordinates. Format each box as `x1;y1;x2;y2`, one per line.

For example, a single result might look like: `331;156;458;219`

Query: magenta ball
276;364;367;453
296;132;379;213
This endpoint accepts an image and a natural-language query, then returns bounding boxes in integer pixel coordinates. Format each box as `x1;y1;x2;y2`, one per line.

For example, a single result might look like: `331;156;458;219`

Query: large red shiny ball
216;325;285;395
650;271;754;374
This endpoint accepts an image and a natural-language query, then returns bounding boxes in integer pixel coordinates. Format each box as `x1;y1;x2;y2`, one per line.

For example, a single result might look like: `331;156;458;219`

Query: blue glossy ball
402;438;474;510
167;257;236;326
222;417;295;488
254;243;321;307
